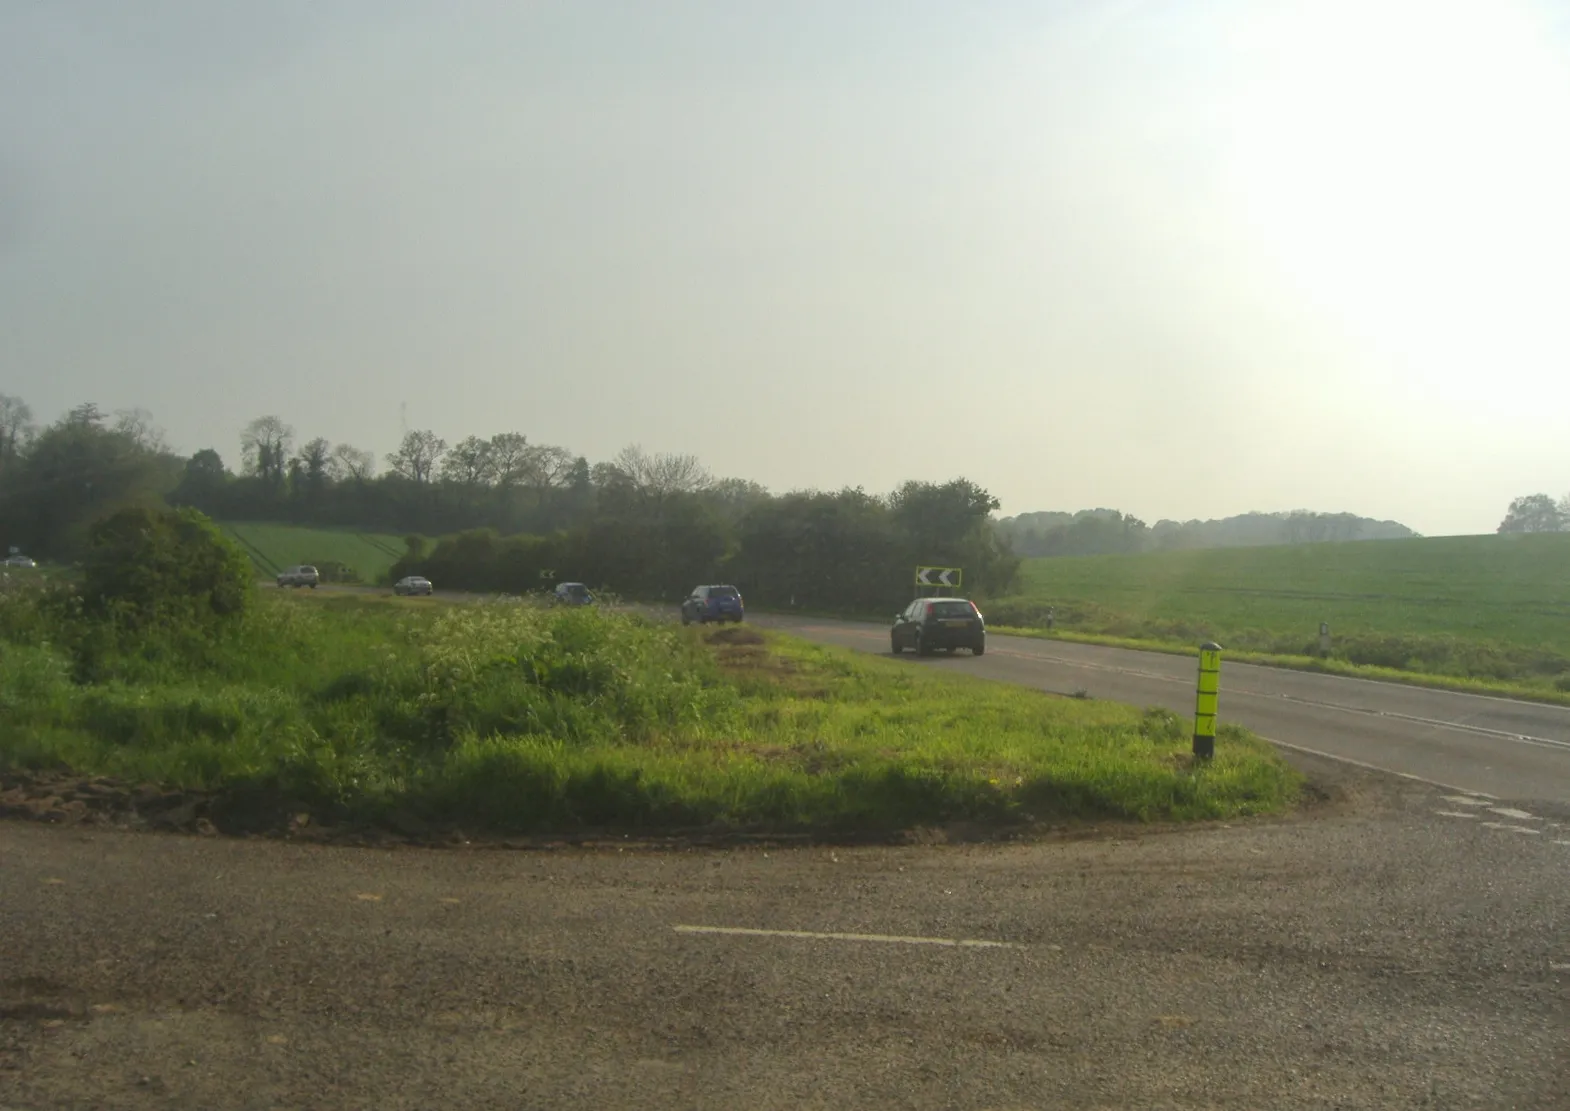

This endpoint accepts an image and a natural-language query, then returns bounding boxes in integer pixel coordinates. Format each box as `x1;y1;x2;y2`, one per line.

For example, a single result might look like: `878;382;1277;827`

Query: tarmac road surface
3;756;1569;1110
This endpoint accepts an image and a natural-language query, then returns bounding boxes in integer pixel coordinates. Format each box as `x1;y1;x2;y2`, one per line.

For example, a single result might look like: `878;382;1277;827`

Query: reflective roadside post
1319;622;1331;657
1193;642;1222;760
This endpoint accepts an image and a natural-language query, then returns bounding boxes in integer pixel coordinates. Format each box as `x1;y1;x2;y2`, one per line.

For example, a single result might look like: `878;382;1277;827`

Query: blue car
681;584;744;625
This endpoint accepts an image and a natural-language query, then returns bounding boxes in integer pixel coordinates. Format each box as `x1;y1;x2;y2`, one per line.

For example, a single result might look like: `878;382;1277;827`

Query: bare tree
241;416;294;486
524;444;577;489
386;429;447;486
0;393;34;471
612;444;711;499
113;408;167;453
331;443;375;483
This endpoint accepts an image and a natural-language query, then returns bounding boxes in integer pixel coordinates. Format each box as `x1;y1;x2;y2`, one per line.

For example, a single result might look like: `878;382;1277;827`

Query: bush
82;506;253;633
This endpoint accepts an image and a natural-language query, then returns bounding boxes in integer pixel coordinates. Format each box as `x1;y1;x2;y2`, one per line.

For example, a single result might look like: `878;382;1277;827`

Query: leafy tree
0;404;179;557
82;506;252;631
170;448;232;510
441;435;495;489
292;437;334;506
386;429;447;486
1497;494;1564;534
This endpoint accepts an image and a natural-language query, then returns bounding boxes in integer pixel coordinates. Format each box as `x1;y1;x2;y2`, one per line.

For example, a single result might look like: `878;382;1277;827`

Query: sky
3;0;1569;536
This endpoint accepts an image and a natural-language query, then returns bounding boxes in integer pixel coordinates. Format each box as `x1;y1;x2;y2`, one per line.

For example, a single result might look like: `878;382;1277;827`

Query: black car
891;597;986;656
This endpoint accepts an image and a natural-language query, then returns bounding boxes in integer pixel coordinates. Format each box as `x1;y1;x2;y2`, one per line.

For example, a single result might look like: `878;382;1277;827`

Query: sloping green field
220;523;405;583
986;532;1570;690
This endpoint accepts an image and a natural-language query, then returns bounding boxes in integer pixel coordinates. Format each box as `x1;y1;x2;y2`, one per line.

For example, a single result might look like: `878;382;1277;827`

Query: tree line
0;394;1019;611
995;508;1418;558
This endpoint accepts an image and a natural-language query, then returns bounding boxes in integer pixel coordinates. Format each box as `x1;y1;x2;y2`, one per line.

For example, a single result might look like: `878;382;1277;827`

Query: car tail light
924;603;933;617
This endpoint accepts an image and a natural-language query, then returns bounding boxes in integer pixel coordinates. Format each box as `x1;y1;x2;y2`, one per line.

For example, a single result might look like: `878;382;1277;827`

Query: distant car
393;575;433;596
3;555;36;569
891;597;986;656
681;584;744;625
554;582;594;606
276;565;320;588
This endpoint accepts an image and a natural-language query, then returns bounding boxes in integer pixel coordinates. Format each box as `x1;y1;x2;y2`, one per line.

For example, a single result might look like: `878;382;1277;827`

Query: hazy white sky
4;0;1569;535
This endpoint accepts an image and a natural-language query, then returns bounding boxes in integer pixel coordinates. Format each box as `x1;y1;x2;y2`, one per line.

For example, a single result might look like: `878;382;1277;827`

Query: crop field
985;531;1570;693
220;523;405;583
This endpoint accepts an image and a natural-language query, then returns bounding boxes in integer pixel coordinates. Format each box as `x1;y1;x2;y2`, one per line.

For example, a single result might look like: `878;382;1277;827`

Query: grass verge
988;625;1570;706
0;591;1300;835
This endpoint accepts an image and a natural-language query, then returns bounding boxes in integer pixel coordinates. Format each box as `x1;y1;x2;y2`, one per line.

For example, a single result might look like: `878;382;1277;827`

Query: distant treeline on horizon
994;509;1418;559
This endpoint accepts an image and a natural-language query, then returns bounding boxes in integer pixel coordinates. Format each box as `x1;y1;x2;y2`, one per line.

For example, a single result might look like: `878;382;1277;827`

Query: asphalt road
747;614;1570;805
4;758;1570;1110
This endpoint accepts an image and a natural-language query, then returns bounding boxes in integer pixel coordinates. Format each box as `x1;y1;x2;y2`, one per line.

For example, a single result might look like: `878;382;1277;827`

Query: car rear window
710;586;740;597
927;600;975;618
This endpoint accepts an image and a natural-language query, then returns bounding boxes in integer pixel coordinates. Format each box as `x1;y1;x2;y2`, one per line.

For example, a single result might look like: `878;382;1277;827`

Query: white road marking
1434;810;1479;819
1480;822;1542;835
1487;807;1539;821
1260;737;1497;797
1441;796;1493;807
1555;840;1570;846
673;925;1022;949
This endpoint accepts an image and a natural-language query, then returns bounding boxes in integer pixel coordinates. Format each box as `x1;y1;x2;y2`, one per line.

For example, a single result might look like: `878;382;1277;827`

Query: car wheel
973;641;986;657
681;612;691;626
915;632;931;657
890;635;903;655
309;583;317;589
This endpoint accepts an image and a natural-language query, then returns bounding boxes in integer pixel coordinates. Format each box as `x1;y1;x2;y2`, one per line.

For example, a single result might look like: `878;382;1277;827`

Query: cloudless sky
3;0;1568;535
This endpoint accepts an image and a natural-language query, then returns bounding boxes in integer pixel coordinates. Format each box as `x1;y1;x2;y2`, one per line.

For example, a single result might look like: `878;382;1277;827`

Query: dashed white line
1480;822;1542;835
1441;795;1493;807
1487;807;1539;821
673;924;1022;949
1434;810;1479;819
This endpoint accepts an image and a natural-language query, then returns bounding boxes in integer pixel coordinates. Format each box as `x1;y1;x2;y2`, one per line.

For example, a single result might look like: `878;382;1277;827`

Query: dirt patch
704;625;766;647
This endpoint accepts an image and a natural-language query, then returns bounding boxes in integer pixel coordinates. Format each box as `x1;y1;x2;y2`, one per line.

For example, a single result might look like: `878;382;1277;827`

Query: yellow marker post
1193;641;1222;760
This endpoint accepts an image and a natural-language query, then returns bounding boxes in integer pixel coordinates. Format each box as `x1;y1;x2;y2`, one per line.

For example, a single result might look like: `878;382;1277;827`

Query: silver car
394;575;433;596
3;555;36;569
276;565;320;588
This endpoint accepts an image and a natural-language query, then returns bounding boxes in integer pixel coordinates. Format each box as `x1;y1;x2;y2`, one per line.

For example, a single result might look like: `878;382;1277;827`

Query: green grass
984;532;1570;698
0;590;1300;834
220;523;405;582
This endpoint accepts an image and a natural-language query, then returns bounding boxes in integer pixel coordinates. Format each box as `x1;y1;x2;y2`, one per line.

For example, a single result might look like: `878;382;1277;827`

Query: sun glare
1217;0;1570;403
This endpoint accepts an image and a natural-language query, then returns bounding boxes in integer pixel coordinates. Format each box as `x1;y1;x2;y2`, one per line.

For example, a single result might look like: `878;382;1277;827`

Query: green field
984;532;1570;696
0;590;1298;834
220;523;405;583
